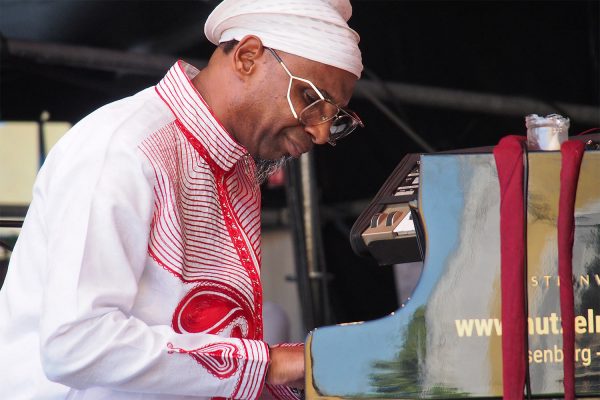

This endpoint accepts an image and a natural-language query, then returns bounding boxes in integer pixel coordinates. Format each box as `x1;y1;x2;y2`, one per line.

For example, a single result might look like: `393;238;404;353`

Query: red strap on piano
558;140;585;400
493;135;527;400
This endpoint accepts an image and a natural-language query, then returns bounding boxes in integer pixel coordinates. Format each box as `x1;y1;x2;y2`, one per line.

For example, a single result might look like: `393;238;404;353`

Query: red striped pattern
156;61;247;170
234;339;271;399
139;61;264;338
143;61;271;397
267;384;303;400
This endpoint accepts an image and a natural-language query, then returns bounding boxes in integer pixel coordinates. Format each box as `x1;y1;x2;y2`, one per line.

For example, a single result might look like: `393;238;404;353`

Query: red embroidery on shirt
149;64;269;399
172;281;255;339
167;342;240;379
176;120;264;340
139;122;263;333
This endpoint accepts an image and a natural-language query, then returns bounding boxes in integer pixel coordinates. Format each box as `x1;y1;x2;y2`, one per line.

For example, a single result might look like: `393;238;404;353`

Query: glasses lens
329;114;357;141
299;99;339;126
299;99;364;146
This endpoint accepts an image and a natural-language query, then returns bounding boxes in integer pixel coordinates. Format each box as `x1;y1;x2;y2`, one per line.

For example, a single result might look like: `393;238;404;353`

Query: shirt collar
156;60;247;172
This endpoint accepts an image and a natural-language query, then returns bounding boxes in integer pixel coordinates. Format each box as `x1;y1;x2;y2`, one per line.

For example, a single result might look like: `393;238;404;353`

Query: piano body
305;137;600;398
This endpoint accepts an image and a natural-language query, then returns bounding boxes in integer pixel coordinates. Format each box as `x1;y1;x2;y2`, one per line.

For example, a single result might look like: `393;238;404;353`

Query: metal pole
300;151;331;327
4;38;598;124
284;159;315;332
4;38;206;76
355;80;600;125
360;88;436;152
38;111;49;167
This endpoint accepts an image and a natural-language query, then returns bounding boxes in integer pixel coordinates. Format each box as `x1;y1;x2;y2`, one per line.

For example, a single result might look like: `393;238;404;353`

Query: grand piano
305;134;600;398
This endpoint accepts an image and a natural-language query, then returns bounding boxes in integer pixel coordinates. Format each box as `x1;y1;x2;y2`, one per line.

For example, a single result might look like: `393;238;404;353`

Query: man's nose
304;122;331;145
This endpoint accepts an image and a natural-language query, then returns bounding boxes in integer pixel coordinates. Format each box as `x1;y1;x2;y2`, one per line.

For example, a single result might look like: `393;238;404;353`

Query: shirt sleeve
36;116;269;399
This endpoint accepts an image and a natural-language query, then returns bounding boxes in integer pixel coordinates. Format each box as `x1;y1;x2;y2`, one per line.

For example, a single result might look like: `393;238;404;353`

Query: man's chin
254;155;292;185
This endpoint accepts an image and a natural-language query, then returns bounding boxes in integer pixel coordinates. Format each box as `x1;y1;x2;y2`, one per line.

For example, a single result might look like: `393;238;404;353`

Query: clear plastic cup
525;113;570;151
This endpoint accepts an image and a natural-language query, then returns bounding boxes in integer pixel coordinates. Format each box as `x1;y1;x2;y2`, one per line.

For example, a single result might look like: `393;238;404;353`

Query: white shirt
0;61;274;400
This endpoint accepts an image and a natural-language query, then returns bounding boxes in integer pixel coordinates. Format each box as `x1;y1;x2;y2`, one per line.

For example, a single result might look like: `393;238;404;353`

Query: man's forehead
275;49;356;105
303;63;356;107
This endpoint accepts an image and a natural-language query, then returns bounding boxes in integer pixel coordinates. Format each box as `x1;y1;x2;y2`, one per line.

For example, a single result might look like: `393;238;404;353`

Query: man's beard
254;155;292;185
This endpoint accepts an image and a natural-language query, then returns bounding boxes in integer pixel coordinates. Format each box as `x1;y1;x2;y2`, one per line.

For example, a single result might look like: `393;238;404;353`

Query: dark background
1;0;599;324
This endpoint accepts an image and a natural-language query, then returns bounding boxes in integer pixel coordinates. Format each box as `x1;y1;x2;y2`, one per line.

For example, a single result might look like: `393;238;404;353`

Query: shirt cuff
265;384;303;400
232;339;270;400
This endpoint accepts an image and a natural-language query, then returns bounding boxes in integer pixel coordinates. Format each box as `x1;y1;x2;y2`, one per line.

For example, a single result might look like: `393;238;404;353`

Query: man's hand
265;344;305;388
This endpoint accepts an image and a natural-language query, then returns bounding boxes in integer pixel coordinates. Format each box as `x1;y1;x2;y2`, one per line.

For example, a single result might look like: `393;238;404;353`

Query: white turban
204;0;363;78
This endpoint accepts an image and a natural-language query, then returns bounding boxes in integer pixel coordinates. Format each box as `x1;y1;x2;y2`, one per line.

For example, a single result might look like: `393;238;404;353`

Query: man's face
236;50;358;161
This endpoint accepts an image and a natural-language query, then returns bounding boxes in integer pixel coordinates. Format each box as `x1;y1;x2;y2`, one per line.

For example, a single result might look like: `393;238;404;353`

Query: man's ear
232;35;265;76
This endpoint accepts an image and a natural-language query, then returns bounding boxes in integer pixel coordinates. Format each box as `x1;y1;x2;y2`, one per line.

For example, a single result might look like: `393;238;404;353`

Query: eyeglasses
266;47;364;146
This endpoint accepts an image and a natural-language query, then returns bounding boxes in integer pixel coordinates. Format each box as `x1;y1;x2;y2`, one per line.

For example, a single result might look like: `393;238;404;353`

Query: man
0;0;363;399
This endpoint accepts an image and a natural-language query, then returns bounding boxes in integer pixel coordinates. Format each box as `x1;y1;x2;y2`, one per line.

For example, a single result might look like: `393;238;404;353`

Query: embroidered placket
176;119;264;340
